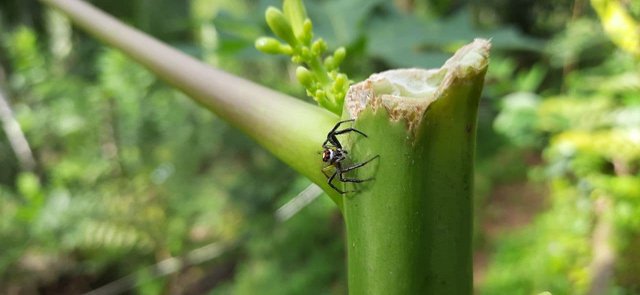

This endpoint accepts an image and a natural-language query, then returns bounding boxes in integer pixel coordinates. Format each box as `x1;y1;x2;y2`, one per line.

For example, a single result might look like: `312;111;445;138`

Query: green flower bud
265;7;297;46
333;73;349;92
295;66;314;88
315;89;326;101
255;37;290;54
311;39;327;56
301;19;313;45
283;0;307;38
324;56;335;70
281;45;293;55
332;47;346;66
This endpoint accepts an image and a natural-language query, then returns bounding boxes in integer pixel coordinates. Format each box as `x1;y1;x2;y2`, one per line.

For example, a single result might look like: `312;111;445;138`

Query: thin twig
0;88;36;171
275;183;323;222
83;241;236;295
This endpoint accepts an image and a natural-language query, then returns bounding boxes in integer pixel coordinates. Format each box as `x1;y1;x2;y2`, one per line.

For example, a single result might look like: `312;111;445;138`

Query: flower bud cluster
255;0;350;115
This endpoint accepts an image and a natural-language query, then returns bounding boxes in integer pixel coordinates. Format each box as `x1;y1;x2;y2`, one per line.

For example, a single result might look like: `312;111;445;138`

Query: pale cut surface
345;38;491;132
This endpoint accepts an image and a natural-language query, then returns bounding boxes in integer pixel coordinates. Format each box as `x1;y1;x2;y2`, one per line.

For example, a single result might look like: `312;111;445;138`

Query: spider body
321;119;379;194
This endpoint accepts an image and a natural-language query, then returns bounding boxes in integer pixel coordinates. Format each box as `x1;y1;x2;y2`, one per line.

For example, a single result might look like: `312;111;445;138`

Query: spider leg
337;155;380;190
341;155;380;173
323;135;341;149
327;169;348;194
339;173;371;183
333;127;368;138
324;119;355;149
329;119;355;133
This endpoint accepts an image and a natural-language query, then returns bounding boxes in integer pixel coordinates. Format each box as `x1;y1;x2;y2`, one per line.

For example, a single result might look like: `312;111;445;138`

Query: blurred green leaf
306;0;384;46
16;172;41;201
493;92;541;147
367;8;543;68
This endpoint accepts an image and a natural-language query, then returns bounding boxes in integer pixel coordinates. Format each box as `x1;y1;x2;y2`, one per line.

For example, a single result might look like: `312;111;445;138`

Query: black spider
321;119;379;194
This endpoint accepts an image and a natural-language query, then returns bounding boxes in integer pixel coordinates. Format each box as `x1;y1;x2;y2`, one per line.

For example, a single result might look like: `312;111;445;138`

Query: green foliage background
0;0;638;294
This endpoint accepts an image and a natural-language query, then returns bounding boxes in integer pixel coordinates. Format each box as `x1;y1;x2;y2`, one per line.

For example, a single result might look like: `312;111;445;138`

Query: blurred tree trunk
587;197;615;295
394;0;414;12
587;158;629;295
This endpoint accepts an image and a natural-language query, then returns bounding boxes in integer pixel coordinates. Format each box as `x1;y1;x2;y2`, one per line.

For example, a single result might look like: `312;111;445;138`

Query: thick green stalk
342;40;490;294
40;0;346;207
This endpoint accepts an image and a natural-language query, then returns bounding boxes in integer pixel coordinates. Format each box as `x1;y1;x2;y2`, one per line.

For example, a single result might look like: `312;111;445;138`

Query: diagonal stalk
40;0;346;207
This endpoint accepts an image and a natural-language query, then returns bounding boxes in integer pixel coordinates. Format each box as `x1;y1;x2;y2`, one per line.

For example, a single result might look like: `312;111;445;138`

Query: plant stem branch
40;0;345;207
0;87;36;172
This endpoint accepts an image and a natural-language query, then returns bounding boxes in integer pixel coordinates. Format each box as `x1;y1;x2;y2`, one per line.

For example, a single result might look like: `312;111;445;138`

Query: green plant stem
40;0;346;207
343;41;489;294
308;57;330;84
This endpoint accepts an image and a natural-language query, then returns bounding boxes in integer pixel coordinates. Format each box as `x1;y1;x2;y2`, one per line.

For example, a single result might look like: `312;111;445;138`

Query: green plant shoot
255;0;349;115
